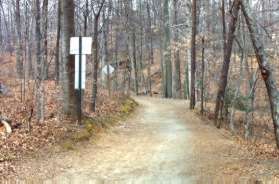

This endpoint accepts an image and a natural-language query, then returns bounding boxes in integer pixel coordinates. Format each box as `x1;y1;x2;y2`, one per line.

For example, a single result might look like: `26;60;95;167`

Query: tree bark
241;2;279;148
35;0;44;122
173;0;181;99
214;0;241;128
61;0;78;117
91;0;105;112
190;0;197;109
42;0;48;79
55;0;61;83
200;38;205;114
163;0;172;98
15;0;23;78
146;2;152;96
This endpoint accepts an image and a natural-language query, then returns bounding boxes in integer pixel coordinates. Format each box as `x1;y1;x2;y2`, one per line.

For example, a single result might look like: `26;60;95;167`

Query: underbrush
0;77;137;177
194;105;279;159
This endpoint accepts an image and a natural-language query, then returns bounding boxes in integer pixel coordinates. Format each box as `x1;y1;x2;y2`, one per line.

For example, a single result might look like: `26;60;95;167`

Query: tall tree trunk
92;15;100;112
163;0;172;98
200;38;205;114
173;0;181;99
190;0;197;109
83;0;89;36
35;0;44;122
146;2;152;96
55;0;61;83
42;0;48;79
214;0;241;128
61;0;78;116
91;1;105;111
221;0;227;54
241;2;279;148
132;31;139;95
184;50;190;99
15;0;23;78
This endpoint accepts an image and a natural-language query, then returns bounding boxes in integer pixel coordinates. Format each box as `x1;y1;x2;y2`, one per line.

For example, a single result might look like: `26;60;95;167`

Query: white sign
102;65;115;75
75;55;86;89
70;37;92;55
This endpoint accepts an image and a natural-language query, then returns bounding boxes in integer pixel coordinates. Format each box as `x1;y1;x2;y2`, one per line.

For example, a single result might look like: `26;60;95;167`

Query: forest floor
8;97;279;184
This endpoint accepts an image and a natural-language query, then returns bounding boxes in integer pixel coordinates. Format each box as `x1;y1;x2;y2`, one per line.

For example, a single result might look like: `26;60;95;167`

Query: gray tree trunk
35;0;44;123
241;2;279;148
61;0;78;117
15;0;23;78
55;0;61;83
173;0;181;99
163;0;172;98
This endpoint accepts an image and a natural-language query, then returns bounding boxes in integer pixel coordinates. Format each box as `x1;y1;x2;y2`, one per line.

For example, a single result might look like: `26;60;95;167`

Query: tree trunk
15;0;23;78
190;0;197;109
214;0;241;128
200;38;205;114
132;31;139;95
241;2;279;148
92;16;100;112
163;0;172;98
42;0;48;79
173;0;181;99
146;2;152;96
61;0;78;117
55;0;61;83
35;0;44;123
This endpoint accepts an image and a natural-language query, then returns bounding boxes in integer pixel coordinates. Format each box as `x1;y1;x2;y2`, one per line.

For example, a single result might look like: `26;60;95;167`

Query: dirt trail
14;97;279;183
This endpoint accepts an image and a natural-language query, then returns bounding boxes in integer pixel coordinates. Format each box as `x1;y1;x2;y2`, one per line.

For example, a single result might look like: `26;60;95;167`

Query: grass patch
59;97;138;150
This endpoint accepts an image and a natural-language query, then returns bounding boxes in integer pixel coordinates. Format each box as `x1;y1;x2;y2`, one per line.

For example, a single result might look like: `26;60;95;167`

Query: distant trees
4;0;279;148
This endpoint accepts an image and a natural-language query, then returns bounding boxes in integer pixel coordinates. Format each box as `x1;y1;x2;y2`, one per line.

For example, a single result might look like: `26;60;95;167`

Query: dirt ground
5;97;279;184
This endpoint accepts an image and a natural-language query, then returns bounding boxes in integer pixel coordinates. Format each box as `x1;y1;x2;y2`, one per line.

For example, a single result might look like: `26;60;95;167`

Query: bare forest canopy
1;0;279;151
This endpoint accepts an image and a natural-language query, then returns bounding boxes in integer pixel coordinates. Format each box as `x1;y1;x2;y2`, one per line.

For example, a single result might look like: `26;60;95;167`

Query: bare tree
190;0;197;109
91;0;105;112
214;0;241;127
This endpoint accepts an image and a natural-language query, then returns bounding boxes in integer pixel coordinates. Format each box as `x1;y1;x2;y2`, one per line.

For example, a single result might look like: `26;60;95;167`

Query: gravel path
13;97;279;184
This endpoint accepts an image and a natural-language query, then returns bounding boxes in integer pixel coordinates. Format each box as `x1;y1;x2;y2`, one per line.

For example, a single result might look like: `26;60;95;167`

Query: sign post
78;36;82;124
70;36;92;124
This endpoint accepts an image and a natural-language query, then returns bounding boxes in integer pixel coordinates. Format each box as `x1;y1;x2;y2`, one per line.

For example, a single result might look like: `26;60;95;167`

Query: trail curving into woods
14;97;279;183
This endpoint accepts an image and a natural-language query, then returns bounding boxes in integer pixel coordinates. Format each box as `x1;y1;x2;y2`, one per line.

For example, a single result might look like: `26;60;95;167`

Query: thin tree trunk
92;16;100;112
55;0;61;83
132;31;139;95
15;0;23;78
146;2;152;96
190;0;197;109
42;0;48;79
91;1;105;111
229;47;244;132
214;0;241;128
200;38;205;114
